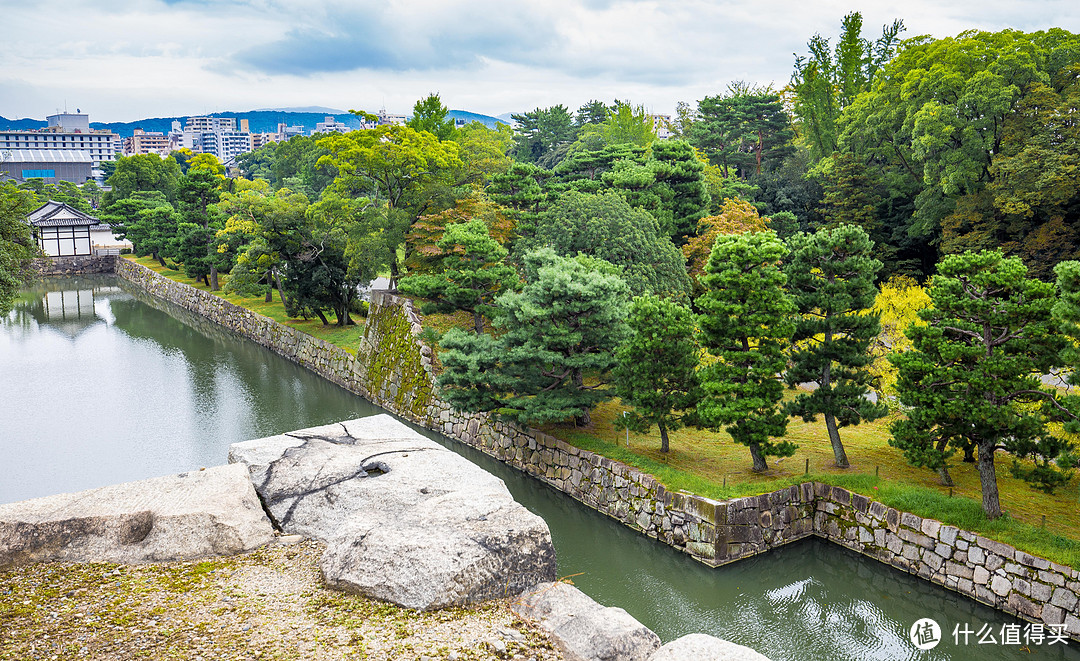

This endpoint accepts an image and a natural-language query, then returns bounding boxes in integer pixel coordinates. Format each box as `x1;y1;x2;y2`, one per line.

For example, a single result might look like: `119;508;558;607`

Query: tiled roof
26;200;100;227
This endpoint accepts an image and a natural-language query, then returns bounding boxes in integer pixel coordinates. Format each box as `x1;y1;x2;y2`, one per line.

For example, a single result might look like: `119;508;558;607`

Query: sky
1;0;1078;123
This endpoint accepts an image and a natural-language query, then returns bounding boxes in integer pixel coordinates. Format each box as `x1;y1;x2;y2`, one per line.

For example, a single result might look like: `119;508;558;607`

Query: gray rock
0;464;274;568
648;634;771;661
231;415;556;610
513;581;661;661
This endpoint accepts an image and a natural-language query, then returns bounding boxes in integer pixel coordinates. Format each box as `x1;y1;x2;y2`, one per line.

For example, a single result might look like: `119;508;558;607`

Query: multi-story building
0;112;120;181
649;114;673;140
313;116;350;134
181;116;253;165
123;129;170;156
251;133;276;150
275;123;306;141
377;107;407;126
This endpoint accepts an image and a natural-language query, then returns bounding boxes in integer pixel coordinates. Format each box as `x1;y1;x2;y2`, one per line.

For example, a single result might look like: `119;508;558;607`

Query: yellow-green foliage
868;275;931;402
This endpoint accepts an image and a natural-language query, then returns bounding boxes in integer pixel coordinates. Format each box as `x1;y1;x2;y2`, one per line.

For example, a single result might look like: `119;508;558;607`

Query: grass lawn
542;395;1080;568
124;255;366;352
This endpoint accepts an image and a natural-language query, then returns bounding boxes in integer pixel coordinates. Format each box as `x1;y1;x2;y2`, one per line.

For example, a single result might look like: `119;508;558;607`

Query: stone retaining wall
33;255;118;276
110;258;1080;639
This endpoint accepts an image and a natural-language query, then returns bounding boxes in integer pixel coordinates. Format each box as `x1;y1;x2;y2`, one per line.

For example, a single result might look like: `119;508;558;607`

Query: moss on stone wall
361;301;434;423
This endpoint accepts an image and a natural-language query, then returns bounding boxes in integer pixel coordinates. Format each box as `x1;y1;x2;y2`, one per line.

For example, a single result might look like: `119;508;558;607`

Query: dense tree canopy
520;190;690;299
0;182;40;315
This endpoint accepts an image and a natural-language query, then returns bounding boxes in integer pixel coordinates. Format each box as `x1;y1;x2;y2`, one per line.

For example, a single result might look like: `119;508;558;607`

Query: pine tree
399;218;518;334
784;224;887;468
696;231;797;471
890;250;1071;518
613;296;702;453
438;248;630;426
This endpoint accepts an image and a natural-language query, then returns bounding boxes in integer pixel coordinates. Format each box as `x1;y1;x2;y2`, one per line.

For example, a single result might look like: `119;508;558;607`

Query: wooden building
27;200;101;257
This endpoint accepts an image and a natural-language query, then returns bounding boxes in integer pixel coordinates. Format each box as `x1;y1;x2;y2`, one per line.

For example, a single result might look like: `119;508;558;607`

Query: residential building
312;116;350;134
0;149;94;184
123;129;170;156
649;114;673;140
251;133;276;149
181;116;253;165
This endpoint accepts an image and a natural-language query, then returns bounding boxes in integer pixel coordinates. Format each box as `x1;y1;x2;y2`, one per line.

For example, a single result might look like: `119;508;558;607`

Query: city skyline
2;0;1078;123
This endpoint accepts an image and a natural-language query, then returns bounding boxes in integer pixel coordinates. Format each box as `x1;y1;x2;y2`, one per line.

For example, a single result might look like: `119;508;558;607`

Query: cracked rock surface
229;415;557;610
0;463;275;568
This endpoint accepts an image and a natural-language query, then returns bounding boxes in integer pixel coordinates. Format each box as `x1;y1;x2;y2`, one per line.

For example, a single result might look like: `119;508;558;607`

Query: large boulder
0;464;274;568
648;634;771;661
513;581;661;661
229;415;557;610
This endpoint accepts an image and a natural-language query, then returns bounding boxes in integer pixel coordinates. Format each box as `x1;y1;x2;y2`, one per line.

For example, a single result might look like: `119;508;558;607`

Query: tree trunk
273;272;290;311
749;443;768;472
659;423;670;454
209;266;219;292
820;329;848;468
824;412;849;468
938;465;955;487
389;259;400;291
977;443;1002;519
473;310;485;335
265;288;273;302
154;252;166;268
314;308;330;325
575;409;591;427
963;444;976;463
202;274;210;287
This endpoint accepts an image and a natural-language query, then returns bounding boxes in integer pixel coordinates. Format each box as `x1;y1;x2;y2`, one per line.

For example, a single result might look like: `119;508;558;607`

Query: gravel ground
0;538;563;661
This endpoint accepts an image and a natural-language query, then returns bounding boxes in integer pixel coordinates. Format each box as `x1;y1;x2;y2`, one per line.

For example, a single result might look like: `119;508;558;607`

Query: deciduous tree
0;182;40;315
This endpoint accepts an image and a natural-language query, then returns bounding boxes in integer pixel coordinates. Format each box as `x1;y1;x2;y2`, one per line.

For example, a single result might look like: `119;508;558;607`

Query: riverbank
86;256;1080;638
0;539;562;661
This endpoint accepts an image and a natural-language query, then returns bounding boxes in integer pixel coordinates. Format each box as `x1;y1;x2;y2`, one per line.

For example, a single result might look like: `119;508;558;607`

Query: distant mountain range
0;109;507;139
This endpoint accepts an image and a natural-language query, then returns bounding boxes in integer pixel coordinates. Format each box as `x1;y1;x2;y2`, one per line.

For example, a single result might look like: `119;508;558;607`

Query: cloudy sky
1;0;1077;123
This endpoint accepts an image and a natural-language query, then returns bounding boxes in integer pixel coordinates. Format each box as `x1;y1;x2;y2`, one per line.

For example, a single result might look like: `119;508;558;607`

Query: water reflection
7;277;120;339
0;275;374;503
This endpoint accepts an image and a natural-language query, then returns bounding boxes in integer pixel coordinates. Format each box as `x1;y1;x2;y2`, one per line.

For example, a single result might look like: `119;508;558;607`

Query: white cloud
0;0;1076;121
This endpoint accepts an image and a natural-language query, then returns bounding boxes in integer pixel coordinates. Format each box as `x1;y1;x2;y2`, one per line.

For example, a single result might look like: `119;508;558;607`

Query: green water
2;275;1076;661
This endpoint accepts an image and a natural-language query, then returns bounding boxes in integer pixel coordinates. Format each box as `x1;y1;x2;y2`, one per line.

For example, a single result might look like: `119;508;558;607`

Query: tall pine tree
784;224;887;468
696;231;797;471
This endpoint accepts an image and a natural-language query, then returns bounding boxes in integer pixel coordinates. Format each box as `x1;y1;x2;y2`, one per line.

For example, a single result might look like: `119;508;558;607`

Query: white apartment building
649;114;673;140
181;116;253;165
312;116;350;134
0;112;120;181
